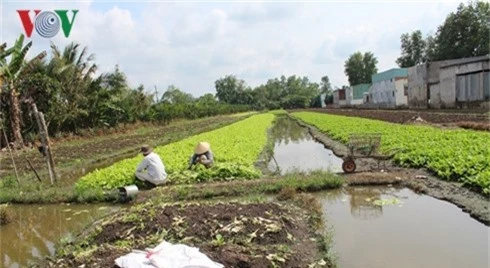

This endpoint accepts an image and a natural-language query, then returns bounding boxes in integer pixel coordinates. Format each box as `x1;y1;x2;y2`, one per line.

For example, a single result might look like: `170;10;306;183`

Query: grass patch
149;170;344;203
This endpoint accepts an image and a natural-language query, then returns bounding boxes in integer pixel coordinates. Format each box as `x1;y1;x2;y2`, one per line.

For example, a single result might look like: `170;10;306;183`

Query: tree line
0;37;253;149
0;37;323;149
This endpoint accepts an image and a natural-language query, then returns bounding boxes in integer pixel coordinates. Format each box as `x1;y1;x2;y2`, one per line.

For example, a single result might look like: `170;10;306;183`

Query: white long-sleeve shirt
136;152;167;182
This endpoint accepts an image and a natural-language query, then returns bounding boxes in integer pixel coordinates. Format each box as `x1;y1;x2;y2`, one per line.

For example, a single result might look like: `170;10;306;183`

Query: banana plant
0;34;46;148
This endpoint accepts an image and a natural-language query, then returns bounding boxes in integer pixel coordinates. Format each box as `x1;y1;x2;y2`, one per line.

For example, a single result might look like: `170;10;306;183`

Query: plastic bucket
119;185;139;198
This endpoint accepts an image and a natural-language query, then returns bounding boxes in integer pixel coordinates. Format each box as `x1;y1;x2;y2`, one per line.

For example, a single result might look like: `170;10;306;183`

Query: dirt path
294;116;490;226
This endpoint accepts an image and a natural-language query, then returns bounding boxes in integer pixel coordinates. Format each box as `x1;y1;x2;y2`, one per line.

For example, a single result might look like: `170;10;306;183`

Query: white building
369;68;408;108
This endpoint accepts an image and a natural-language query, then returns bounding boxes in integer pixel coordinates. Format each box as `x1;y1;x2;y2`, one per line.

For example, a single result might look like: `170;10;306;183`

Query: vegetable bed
292;112;490;194
76;113;275;193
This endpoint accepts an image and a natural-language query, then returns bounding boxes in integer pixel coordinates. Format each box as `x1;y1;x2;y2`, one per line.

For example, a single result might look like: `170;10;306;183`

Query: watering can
119;185;139;198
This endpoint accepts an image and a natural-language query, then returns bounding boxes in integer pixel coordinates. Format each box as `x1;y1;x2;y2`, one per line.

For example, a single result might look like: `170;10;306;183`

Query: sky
0;0;462;98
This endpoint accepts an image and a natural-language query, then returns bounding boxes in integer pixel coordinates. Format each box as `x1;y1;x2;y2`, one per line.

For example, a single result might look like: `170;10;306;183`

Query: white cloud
1;1;461;97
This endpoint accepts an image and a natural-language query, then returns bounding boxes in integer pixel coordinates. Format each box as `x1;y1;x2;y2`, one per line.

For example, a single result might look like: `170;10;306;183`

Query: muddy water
267;116;343;174
317;186;489;268
0;204;120;268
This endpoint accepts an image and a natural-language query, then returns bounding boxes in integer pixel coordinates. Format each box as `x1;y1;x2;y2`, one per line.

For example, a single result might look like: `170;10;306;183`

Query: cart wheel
342;158;356;173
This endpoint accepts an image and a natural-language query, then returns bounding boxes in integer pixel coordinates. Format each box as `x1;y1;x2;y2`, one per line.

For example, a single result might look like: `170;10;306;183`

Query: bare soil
295;108;490;131
294;117;490;226
42;201;329;268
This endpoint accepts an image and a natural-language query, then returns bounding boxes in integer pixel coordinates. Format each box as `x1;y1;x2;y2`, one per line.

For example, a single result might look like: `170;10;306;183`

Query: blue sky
1;0;462;97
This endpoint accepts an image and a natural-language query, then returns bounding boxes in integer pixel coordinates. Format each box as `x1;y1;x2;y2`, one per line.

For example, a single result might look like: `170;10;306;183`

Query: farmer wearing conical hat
135;145;167;186
188;141;214;170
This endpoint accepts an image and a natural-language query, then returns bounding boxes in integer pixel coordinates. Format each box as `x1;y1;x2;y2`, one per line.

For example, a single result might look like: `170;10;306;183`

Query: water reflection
267;116;344;174
322;187;400;220
269;116;311;145
346;187;383;220
317;187;490;268
0;204;120;268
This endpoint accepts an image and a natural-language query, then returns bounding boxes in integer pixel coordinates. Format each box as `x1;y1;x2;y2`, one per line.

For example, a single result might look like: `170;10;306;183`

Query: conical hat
140;145;152;155
195;142;210;154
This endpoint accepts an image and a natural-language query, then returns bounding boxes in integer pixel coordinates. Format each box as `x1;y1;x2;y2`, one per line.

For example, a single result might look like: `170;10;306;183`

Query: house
332;87;347;107
368;68;408;108
408;55;490;109
351;83;371;106
332;86;355;107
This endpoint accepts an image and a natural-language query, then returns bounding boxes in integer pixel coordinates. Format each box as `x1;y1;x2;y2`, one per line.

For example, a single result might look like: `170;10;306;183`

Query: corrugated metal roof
352;83;370;99
440;55;490;68
372;68;408;83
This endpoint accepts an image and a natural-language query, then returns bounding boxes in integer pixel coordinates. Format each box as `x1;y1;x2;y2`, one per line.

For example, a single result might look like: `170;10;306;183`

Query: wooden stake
2;128;20;184
25;157;41;182
29;101;56;185
38;112;57;182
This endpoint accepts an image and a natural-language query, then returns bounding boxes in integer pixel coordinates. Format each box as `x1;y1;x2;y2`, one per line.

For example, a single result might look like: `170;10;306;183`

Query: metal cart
341;133;397;173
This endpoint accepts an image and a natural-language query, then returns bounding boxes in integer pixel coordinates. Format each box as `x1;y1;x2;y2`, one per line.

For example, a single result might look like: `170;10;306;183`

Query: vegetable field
76;113;275;193
292;112;490;194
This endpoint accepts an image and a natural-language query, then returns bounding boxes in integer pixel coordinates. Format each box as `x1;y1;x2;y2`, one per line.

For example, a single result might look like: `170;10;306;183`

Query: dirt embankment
294;108;490;131
41;200;331;268
294;117;490;226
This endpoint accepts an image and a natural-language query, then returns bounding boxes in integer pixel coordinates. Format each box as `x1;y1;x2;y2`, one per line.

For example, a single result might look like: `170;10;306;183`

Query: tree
215;75;248;104
425;34;438;62
161;85;194;104
396;30;427;67
250;75;320;109
0;34;46;148
320;75;332;94
124;85;153;122
43;42;97;132
344;51;378;86
432;1;490;60
83;65;130;128
196;93;217;105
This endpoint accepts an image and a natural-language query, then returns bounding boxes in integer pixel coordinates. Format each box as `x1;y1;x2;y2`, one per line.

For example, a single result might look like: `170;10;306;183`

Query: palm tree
0;34;46;148
44;42;97;132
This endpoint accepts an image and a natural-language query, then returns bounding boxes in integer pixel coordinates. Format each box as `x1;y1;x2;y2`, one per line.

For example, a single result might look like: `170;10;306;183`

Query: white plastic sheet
115;241;224;268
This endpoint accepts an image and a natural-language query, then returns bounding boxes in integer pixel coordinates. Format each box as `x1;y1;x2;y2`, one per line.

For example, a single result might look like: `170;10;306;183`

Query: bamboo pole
2;128;20;184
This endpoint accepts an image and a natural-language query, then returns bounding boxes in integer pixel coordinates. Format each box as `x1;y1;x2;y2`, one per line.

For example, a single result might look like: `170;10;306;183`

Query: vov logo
17;10;79;38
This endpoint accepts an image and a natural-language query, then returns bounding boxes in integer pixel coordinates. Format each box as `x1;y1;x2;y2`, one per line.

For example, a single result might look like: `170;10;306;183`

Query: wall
333;90;339;107
370;80;396;107
427;61;441;84
429;83;441;108
351;98;364;105
439;61;488;108
345;87;353;106
408;64;428;108
394;77;408;106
